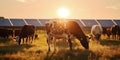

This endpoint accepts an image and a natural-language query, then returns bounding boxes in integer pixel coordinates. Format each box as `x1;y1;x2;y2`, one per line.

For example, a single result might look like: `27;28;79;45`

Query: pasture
0;30;120;60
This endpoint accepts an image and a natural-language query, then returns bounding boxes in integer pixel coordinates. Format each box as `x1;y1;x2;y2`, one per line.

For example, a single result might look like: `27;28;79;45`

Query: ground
0;30;120;60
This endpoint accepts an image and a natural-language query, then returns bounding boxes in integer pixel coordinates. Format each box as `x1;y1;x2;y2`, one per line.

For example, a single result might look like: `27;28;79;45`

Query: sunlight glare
58;7;69;18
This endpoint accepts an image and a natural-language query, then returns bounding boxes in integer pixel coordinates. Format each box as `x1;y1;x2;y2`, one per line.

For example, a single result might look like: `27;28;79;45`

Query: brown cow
111;25;120;40
17;25;36;45
0;29;13;38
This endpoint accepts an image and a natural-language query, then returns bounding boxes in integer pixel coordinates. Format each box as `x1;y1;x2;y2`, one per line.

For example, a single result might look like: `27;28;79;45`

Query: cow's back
20;25;35;37
66;21;85;38
0;29;13;38
91;25;103;35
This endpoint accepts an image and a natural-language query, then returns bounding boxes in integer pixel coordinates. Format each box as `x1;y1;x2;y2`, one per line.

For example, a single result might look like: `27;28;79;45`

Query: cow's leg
23;38;24;44
53;38;56;51
31;35;34;43
119;35;120;40
112;34;115;40
30;36;32;43
18;38;21;45
47;36;51;52
68;35;72;51
107;34;110;39
28;36;30;43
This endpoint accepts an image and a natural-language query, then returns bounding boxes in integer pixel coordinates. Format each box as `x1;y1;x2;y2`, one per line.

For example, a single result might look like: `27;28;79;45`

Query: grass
0;30;120;60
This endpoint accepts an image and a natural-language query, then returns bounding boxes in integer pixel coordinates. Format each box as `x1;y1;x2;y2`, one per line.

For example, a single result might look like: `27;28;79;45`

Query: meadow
0;30;120;60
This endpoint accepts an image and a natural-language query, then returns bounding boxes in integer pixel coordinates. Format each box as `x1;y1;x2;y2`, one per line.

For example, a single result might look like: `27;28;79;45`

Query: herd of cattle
0;25;36;45
0;20;120;51
103;25;120;40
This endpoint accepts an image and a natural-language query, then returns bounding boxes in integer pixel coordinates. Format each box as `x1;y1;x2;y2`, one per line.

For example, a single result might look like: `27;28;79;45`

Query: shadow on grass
44;49;102;60
44;40;120;60
45;49;120;60
0;38;12;43
100;40;120;46
0;44;34;55
0;56;23;60
109;54;120;60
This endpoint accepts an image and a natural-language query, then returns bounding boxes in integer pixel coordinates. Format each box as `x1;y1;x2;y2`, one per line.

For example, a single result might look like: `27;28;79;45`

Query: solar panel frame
97;19;115;27
39;19;50;26
81;19;98;27
24;19;41;26
113;20;120;26
74;19;85;27
10;19;26;26
0;18;12;26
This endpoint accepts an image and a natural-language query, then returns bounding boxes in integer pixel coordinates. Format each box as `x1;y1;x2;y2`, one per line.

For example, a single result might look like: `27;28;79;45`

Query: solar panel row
0;18;120;27
0;19;11;26
8;19;50;27
77;19;120;27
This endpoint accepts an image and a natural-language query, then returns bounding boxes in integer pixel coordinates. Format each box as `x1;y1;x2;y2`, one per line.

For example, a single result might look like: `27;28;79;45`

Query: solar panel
39;19;49;26
10;19;26;26
97;20;115;27
74;20;84;27
81;19;98;27
0;18;11;26
25;19;41;26
113;20;120;26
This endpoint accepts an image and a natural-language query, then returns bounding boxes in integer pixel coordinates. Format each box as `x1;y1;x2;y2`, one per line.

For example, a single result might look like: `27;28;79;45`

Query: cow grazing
91;25;103;41
0;29;13;38
17;25;36;45
46;20;89;51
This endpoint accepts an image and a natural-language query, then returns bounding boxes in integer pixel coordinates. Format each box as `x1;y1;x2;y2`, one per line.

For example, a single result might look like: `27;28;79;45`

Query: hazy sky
0;0;120;19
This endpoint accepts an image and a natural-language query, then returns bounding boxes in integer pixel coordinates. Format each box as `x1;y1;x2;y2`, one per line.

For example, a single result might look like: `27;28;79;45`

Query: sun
58;7;69;18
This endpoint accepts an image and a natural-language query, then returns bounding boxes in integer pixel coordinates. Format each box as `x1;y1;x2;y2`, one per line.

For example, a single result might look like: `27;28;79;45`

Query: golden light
58;7;69;18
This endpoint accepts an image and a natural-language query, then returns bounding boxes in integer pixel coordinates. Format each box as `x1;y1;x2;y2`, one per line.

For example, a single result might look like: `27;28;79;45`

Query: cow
91;25;103;41
118;27;120;40
46;20;89;51
102;25;120;40
17;25;36;45
111;25;120;40
102;27;111;39
15;30;21;37
0;29;13;38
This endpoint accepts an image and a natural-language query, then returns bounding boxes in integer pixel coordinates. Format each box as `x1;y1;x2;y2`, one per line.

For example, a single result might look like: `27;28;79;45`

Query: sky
0;0;120;19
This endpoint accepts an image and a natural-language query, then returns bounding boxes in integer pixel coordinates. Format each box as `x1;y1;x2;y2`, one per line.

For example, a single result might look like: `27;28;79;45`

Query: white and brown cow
17;25;36;45
91;25;103;41
46;20;89;51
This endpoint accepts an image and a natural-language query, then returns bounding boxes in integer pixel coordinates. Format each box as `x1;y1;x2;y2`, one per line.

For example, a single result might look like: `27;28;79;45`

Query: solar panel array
81;19;98;27
10;19;26;26
114;20;120;26
0;18;120;27
25;19;41;26
0;18;11;26
97;20;115;27
39;19;50;26
75;20;84;27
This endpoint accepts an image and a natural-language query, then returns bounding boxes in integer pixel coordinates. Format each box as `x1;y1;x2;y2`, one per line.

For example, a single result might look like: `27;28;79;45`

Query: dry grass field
0;30;120;60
